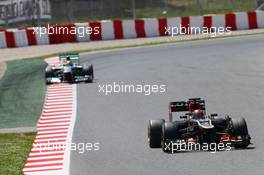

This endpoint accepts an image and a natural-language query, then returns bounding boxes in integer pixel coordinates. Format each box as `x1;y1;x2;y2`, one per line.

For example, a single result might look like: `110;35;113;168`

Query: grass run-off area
0;133;36;175
0;58;47;128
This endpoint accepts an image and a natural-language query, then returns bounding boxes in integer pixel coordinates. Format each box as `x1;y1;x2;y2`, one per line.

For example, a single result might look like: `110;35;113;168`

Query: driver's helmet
192;109;205;119
64;56;72;65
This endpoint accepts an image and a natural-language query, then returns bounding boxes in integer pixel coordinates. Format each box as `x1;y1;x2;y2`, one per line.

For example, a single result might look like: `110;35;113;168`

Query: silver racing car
45;54;94;84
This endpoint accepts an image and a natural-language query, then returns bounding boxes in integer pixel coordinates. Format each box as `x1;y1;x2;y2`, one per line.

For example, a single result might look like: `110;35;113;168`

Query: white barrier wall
144;19;159;37
0;32;7;48
256;11;264;28
122;20;137;38
13;30;28;47
0;11;264;48
101;20;115;40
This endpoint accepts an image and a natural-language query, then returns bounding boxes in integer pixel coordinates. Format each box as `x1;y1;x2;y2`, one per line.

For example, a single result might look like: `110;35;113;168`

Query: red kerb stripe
247;11;258;29
158;18;168;36
135;19;146;38
28;152;64;158
23;168;63;173
27;157;63;163
5;31;16;48
24;163;63;168
37;131;68;136
225;13;237;31
203;16;212;29
113;20;124;39
89;21;102;41
26;28;37;45
181;17;190;34
60;24;77;43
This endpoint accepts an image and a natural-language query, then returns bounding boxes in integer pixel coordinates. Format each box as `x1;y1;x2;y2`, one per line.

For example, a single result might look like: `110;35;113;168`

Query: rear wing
59;53;80;61
59;53;80;65
169;98;205;121
169;101;189;112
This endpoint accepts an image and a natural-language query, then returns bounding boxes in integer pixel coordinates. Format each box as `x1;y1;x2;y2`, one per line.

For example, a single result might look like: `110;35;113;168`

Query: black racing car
148;98;251;153
45;54;94;84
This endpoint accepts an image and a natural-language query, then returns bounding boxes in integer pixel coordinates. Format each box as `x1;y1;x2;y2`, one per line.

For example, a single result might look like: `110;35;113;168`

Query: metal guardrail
0;0;259;28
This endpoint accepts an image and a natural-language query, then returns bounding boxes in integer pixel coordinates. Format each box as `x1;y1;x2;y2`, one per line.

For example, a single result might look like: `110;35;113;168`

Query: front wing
46;75;93;84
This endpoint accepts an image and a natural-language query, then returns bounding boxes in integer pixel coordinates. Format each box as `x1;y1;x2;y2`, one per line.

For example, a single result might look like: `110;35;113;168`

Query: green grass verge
0;133;36;175
0;58;47;128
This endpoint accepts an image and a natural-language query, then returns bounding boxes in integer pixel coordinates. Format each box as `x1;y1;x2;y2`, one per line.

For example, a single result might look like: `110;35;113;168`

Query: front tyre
83;64;94;83
45;66;54;85
148;119;164;148
229;118;250;149
162;122;179;153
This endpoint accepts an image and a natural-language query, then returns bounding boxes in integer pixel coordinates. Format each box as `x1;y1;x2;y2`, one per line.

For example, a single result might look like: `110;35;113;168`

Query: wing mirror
210;113;218;117
180;115;187;119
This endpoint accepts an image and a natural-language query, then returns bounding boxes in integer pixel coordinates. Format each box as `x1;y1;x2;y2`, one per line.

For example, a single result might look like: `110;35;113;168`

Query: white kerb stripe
122;20;137;38
256;11;264;28
0;32;7;48
212;14;225;28
189;16;204;34
35;27;50;45
144;18;159;37
235;12;249;30
167;17;181;36
14;29;29;47
101;20;115;40
75;23;90;42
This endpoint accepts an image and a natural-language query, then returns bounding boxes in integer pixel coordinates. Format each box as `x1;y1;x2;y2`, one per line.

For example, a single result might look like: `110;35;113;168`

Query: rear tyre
230;118;250;149
148;119;164;148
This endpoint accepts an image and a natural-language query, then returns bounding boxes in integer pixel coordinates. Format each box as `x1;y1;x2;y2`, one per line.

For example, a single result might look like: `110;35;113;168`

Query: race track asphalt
70;35;264;175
